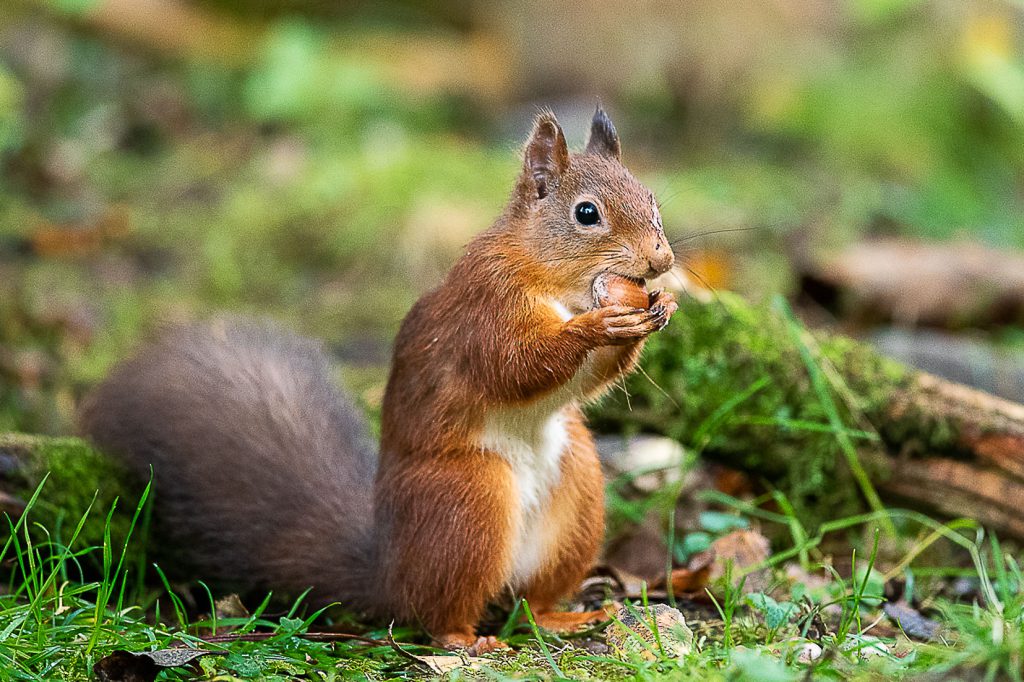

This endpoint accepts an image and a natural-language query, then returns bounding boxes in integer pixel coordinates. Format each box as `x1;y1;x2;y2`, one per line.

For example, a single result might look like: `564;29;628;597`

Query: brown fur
79;109;675;647
376;109;675;644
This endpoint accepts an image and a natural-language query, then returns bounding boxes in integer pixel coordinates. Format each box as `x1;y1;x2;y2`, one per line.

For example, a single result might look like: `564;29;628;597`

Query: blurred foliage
2;0;1024;432
750;3;1024;245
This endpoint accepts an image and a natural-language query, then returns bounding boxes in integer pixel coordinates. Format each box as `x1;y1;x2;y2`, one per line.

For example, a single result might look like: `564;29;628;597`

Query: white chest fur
475;297;603;588
479;401;571;589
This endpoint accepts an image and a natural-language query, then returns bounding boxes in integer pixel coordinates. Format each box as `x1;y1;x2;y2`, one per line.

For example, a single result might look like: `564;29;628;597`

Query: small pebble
772;639;822;664
605;603;693;660
795;641;822;664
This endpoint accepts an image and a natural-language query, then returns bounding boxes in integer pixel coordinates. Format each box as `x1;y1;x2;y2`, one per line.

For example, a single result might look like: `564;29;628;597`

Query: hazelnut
593;273;649;309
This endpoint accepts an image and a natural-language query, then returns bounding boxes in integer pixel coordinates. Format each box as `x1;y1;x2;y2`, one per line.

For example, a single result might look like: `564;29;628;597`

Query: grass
1;466;1022;680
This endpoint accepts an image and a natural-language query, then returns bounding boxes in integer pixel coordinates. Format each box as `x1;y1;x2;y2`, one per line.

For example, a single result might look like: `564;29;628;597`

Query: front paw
646;289;678;331
572;300;675;346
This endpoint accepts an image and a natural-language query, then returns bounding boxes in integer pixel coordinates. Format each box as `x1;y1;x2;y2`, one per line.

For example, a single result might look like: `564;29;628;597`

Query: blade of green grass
774;296;894;535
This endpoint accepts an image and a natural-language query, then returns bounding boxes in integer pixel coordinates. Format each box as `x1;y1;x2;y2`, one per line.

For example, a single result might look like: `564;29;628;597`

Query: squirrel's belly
478;405;571;589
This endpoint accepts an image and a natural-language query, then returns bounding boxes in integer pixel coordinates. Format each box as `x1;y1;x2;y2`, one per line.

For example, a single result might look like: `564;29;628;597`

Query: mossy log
0;433;135;549
588;292;1024;537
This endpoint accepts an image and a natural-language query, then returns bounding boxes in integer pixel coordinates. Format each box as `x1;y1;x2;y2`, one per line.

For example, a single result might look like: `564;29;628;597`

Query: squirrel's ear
585;107;621;160
524;112;569;200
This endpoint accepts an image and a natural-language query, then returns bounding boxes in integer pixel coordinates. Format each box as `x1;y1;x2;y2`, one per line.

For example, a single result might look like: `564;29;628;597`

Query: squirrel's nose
648;243;674;276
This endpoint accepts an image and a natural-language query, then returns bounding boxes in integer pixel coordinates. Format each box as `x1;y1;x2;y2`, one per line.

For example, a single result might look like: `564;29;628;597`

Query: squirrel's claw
466;635;508;656
434;626;509;655
436;632;509;656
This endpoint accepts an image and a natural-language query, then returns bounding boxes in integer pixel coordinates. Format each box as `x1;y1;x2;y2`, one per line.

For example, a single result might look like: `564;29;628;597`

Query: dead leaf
663;550;715;594
713;467;755;497
415;655;487;675
604;519;670;583
603;566;653;599
710;529;771;593
30;206;130;258
214;593;249;620
93;648;220;682
599;548;715;602
0;490;26;518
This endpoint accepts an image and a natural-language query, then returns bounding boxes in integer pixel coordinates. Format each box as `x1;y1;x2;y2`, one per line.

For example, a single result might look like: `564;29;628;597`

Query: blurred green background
3;0;1024;433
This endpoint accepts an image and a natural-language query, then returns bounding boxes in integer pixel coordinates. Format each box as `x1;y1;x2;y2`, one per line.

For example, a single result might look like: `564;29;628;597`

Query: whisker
681;263;717;293
678;262;731;314
669;226;756;247
656;187;684;210
666;268;689;291
667;271;717;309
537;251;621;264
612;374;633;412
606;236;636;257
635;365;679;410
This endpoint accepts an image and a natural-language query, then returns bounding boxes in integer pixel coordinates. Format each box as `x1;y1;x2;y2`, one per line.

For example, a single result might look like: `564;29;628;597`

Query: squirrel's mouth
610;273;647;286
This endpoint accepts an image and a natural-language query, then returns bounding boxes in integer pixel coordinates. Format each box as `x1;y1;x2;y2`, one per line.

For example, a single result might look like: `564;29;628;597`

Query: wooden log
588;292;1024;538
797;238;1024;328
880;375;1024;536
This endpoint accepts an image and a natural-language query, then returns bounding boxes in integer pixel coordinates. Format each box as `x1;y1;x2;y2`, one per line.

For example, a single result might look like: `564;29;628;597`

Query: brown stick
892;374;1024;472
877;373;1024;535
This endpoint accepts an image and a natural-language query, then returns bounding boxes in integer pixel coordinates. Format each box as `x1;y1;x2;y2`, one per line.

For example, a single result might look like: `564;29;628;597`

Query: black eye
574;201;600;226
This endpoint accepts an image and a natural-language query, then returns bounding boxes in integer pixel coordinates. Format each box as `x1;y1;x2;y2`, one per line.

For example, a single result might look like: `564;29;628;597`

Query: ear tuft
585;106;621;160
524;112;569;199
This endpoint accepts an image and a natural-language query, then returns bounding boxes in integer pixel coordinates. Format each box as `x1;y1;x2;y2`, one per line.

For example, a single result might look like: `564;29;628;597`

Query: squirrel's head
512;108;674;307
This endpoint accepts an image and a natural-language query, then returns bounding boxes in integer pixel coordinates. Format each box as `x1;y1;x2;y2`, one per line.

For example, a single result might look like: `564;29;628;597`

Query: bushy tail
80;319;379;609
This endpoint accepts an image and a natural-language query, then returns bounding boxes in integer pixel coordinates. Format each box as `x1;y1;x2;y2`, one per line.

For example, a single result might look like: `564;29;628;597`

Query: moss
588;293;913;523
0;434;139;561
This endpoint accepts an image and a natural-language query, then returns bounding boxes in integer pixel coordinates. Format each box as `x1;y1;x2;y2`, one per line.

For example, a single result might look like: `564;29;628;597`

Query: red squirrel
80;108;676;654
